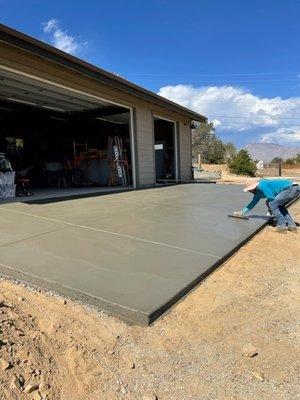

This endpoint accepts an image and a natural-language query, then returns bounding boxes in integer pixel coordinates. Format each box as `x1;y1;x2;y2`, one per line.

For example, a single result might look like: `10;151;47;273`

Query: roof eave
0;24;206;122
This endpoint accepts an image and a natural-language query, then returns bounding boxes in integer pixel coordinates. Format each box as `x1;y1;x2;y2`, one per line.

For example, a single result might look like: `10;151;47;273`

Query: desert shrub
293;153;300;163
270;157;283;165
227;149;257;176
285;158;296;165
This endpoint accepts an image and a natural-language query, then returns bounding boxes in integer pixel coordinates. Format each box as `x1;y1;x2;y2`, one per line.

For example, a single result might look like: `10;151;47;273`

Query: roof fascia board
0;24;206;122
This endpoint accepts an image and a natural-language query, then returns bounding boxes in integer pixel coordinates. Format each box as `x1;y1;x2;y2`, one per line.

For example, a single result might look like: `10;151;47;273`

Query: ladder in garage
107;136;128;187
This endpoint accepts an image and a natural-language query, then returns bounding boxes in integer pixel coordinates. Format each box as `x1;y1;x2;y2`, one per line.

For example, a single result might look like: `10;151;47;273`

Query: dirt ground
201;164;300;184
0;202;299;400
282;167;300;179
201;164;246;184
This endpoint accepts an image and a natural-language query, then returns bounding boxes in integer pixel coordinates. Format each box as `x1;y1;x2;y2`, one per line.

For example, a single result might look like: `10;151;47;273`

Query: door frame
153;114;179;182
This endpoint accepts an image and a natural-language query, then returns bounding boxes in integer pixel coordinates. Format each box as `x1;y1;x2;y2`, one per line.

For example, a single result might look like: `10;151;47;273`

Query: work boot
288;225;298;233
269;226;288;233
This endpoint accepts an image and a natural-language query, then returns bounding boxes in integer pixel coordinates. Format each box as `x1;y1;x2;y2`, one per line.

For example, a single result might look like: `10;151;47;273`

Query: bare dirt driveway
0;202;299;400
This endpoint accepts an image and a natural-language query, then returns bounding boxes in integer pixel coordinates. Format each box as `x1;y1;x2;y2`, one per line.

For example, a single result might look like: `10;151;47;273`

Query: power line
207;121;300;126
207;115;300;120
170;99;300;105
125;72;300;77
140;79;300;83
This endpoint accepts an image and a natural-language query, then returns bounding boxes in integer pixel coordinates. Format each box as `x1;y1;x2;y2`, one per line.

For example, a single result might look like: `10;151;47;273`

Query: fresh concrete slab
0;184;270;324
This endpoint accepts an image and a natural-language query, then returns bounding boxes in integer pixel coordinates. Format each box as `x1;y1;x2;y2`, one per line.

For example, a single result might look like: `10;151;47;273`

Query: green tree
285;158;296;165
192;122;225;164
227;149;257;176
270;157;283;165
223;142;237;161
293;153;300;163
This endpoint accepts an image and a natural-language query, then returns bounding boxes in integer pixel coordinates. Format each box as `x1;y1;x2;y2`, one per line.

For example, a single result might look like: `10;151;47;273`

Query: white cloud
157;84;300;145
43;19;57;33
211;119;221;127
42;19;87;55
260;128;300;144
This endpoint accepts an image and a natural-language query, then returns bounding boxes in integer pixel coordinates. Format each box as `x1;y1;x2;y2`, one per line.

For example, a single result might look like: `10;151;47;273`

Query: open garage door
0;66;136;201
153;115;178;183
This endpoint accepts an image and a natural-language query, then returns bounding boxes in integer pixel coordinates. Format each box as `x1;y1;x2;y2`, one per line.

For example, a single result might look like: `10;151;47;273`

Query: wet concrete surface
0;184;269;324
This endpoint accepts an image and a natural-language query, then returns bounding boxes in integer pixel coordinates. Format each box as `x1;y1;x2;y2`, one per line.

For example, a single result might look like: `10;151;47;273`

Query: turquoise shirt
242;179;293;214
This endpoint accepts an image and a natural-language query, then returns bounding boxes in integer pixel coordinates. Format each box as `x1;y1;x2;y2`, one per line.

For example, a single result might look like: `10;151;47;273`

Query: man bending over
235;178;299;232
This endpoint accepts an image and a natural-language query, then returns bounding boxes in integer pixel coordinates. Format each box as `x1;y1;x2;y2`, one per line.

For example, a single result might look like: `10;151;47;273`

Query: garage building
0;24;206;198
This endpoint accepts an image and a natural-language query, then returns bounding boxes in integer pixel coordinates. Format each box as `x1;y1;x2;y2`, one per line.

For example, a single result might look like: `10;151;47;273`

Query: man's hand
233;210;244;217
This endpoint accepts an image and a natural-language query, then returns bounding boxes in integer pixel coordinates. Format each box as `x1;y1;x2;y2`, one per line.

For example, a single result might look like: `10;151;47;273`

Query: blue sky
1;0;300;147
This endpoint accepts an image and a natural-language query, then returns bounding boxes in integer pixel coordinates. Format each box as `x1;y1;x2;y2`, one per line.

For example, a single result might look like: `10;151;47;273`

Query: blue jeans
268;185;300;227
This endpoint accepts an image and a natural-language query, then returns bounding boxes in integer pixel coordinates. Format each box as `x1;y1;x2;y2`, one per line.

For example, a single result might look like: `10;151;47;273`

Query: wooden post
198;154;201;169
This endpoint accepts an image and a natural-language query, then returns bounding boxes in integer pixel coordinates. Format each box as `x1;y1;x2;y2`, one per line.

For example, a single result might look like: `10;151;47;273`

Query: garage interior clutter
0;69;177;201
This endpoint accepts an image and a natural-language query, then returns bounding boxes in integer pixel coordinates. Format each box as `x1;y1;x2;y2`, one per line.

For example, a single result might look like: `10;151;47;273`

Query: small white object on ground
142;394;158;400
120;385;128;395
242;344;258;358
0;359;11;371
39;382;50;393
24;382;39;394
252;370;265;382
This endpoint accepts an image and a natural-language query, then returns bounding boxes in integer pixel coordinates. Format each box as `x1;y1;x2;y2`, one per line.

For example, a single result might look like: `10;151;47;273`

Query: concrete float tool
228;214;249;220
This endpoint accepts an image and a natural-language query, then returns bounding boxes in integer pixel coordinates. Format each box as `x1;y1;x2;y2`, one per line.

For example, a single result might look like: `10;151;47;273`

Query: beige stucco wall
178;121;192;180
134;105;155;186
0;42;192;187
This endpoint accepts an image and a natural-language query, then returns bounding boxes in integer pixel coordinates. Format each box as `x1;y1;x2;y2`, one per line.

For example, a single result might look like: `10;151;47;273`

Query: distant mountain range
245;143;300;162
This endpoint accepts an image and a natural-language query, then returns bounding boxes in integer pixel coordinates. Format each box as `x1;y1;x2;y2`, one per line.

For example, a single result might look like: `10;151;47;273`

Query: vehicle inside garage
0;68;133;200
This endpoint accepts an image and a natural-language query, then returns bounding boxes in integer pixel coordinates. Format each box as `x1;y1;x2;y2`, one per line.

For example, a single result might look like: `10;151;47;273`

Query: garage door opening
154;116;177;183
0;67;135;202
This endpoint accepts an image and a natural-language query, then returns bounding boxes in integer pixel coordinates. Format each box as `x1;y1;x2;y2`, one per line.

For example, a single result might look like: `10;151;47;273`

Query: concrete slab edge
0;217;274;326
148;217;272;325
0;265;148;326
148;197;298;324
